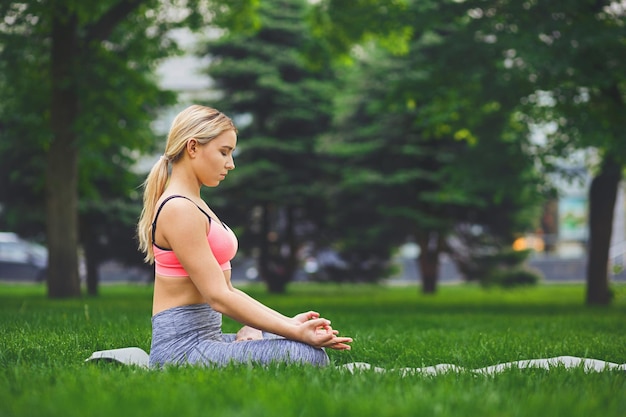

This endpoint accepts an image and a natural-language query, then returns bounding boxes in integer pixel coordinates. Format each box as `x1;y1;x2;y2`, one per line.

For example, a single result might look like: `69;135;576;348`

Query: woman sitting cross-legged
136;104;352;368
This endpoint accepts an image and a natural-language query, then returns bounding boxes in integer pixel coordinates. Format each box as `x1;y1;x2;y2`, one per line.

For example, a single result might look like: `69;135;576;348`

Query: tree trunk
417;231;442;294
258;203;271;288
258;203;286;293
255;204;300;294
81;221;100;297
264;205;293;294
284;205;298;281
586;156;621;305
85;255;100;297
46;9;81;298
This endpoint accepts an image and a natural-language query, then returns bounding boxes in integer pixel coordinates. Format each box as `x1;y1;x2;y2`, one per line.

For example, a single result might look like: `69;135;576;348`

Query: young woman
137;104;352;368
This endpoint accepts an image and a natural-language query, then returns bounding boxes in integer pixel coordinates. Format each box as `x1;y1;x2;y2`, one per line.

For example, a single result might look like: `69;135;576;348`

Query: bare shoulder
155;196;208;238
156;195;200;214
156;196;218;272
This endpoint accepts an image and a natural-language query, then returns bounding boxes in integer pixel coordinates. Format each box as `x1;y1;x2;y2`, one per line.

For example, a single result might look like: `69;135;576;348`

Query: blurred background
0;0;624;302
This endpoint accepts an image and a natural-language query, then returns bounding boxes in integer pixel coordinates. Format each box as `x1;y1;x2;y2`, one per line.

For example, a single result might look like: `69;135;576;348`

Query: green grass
0;282;625;417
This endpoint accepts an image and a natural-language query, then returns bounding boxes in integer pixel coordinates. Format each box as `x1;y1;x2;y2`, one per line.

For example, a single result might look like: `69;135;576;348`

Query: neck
166;164;202;198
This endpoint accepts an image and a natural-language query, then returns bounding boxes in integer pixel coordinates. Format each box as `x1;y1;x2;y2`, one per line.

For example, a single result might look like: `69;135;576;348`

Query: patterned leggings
149;303;329;368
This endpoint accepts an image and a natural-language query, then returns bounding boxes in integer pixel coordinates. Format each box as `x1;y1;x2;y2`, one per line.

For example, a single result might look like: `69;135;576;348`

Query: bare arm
160;199;351;349
228;280;341;343
224;277;294;323
228;281;321;325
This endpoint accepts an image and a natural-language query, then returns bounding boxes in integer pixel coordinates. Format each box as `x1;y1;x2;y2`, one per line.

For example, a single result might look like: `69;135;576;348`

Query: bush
485;266;542;288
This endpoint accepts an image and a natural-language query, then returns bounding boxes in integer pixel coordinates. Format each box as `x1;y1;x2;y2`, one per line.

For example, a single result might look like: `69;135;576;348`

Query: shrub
485;266;542;288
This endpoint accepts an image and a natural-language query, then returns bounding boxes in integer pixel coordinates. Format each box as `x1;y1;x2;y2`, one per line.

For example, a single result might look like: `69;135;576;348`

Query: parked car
0;232;48;281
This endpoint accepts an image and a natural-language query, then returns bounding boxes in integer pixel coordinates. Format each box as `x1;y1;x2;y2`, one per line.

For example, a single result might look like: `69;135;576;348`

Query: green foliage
306;0;416;62
486;267;542;288
200;0;340;291
457;0;626;304
308;0;626;301
486;0;626;159
203;0;336;202
0;0;182;296
310;0;626;176
0;283;625;417
0;1;167;236
0;0;177;202
455;246;542;288
449;226;543;287
0;0;259;296
321;32;543;283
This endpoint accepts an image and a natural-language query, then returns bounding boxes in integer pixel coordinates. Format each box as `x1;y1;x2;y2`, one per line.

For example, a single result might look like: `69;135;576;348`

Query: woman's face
194;129;237;187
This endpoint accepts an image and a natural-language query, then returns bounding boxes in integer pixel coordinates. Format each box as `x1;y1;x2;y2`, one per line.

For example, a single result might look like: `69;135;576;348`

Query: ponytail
137;157;170;263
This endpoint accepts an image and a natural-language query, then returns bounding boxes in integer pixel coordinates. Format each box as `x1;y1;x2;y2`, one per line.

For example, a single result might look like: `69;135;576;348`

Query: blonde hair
137;104;236;263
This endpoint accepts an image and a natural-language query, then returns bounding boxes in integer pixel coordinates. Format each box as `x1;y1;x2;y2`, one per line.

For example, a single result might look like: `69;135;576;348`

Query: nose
226;156;235;170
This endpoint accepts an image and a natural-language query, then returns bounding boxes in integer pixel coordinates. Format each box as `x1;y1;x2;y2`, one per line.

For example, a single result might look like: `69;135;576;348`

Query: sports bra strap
151;195;212;244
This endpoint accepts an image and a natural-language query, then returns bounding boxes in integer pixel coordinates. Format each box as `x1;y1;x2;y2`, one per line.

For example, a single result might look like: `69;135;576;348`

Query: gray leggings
149;303;329;368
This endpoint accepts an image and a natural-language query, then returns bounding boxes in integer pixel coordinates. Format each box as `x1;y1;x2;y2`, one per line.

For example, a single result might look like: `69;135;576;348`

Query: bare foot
235;326;263;342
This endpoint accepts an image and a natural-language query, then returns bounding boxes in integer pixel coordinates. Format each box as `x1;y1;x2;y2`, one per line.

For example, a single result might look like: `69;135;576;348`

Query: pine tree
201;0;338;293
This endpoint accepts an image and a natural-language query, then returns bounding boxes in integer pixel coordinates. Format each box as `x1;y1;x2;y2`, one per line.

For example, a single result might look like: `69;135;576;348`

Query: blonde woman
137;105;352;368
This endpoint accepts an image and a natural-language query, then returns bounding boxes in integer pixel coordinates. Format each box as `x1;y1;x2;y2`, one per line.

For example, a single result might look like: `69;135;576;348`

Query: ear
186;138;198;158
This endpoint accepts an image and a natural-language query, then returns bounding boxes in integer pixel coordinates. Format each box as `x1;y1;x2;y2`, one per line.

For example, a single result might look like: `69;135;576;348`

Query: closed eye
220;146;234;156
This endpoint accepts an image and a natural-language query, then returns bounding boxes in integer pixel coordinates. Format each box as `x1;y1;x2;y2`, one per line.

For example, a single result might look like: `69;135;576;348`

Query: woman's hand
324;333;353;350
296;318;353;350
317;325;352;350
292;311;320;325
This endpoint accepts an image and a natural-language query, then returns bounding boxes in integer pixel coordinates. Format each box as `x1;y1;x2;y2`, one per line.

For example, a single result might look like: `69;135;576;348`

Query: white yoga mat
85;347;626;374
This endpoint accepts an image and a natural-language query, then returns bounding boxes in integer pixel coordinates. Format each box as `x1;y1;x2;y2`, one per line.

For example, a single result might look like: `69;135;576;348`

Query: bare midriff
152;269;231;316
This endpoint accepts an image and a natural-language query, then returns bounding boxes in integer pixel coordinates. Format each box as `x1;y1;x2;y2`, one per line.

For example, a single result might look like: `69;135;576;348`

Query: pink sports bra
152;195;238;276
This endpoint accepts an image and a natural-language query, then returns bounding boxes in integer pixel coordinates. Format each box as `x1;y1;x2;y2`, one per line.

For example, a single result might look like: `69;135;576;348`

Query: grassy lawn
0;282;624;417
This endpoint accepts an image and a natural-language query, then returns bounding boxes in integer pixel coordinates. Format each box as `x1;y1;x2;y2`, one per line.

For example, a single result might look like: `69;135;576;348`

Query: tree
0;0;169;297
321;39;542;293
310;0;626;304
309;1;543;293
439;0;625;304
0;0;257;298
200;0;338;293
490;0;626;305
